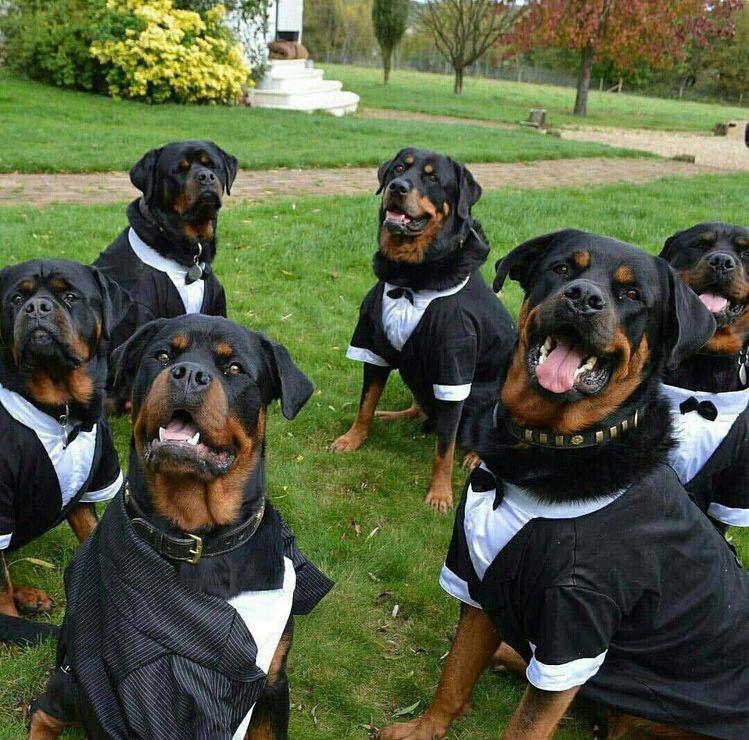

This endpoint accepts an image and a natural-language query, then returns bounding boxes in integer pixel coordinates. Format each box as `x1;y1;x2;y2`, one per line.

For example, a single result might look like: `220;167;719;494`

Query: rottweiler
381;230;749;739
93;140;238;357
658;222;749;529
29;315;333;740
0;260;127;646
331;148;515;513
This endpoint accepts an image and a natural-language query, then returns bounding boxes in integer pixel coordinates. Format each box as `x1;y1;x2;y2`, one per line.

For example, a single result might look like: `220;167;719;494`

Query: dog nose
707;252;737;275
387;177;412;196
195;169;217;185
170;362;213;395
23;297;54;317
563;280;606;315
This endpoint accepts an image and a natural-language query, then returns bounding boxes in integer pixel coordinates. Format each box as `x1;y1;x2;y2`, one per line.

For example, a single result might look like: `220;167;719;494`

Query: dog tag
740;362;747;387
187;262;204;282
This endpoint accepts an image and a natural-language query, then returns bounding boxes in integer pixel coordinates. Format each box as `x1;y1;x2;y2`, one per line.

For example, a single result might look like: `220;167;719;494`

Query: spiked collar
501;403;645;449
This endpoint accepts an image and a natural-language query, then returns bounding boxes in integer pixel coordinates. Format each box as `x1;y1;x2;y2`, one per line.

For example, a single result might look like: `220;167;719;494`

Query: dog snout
563;280;606;316
169;362;213;398
707;252;737;277
195;168;217;187
23;296;54;319
387;177;412;196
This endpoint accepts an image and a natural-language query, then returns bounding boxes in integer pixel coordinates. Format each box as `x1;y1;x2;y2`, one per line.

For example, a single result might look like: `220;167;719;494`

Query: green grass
1;172;748;738
328;63;749;133
0;73;641;174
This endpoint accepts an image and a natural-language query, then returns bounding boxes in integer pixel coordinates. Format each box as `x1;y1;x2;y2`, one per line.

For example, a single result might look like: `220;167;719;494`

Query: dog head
112;315;313;531
130;140;238;247
376;148;481;264
0;259;128;418
660;222;749;355
494;230;715;434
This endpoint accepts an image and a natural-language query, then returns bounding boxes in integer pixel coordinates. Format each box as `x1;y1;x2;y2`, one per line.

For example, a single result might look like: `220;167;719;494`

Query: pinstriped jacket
38;492;332;739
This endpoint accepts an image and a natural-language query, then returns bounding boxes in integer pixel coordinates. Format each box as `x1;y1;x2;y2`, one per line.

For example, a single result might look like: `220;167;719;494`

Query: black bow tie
470;466;505;510
387;287;415;305
679;397;718;421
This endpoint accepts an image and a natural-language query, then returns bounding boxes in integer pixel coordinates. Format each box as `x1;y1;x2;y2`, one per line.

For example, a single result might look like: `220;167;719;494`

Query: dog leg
380;605;499;739
503;684;580;739
492;642;528;679
376;399;423;423
67;503;98;543
331;364;390;452
0;551;19;618
599;709;704;740
28;710;67;740
246;619;293;739
424;400;462;514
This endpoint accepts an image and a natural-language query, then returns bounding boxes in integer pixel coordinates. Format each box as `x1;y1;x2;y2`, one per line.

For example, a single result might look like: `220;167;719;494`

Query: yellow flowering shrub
91;0;250;104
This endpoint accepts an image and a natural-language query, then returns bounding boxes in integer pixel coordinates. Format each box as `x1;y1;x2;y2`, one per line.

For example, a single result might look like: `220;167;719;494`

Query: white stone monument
245;0;359;116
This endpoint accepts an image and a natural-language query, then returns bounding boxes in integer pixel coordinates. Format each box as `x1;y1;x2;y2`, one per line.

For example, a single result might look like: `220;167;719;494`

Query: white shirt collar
128;228;206;315
381;277;469;351
0;381;76;437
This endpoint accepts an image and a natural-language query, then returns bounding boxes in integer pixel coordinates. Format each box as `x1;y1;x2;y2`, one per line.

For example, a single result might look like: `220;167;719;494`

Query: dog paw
379;715;448;739
425;487;453;514
461;451;481;470
13;586;55;614
330;431;366;452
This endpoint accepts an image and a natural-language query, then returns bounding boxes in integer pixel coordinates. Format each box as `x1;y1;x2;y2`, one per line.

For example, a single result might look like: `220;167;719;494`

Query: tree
512;0;743;116
372;0;409;84
422;0;521;94
705;4;749;101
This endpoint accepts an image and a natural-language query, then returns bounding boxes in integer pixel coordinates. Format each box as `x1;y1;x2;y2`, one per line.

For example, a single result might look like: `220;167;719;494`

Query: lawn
1;172;748;738
329;64;749;133
0;73;639;174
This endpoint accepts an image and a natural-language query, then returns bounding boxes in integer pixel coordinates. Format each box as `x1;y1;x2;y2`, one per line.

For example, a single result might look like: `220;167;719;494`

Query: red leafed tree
512;0;743;116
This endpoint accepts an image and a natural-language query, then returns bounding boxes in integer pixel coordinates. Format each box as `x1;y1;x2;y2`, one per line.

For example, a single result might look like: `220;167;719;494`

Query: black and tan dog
332;148;515;513
93;140;238;354
381;230;749;739
0;260;127;646
29;315;332;739
658;222;749;529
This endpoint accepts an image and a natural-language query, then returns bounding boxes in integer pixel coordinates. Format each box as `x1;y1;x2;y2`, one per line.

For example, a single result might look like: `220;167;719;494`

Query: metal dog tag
187;262;204;282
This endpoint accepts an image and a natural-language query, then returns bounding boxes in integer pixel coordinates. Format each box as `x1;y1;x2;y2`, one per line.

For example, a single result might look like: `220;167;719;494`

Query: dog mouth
382;205;430;235
528;333;613;397
17;324;83;370
183;190;221;224
144;409;236;478
697;290;746;328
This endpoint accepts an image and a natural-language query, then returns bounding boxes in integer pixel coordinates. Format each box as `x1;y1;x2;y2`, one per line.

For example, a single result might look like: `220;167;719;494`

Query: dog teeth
158;427;166;442
188;432;200;446
543;336;554;351
574;356;598;380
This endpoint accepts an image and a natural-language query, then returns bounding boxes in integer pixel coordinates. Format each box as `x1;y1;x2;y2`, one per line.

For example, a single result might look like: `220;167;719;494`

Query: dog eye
178;160;190;172
224;362;243;376
624;288;641;301
155;350;171;365
11;294;23;306
552;264;569;275
393;164;405;175
63;292;78;305
428;174;439;183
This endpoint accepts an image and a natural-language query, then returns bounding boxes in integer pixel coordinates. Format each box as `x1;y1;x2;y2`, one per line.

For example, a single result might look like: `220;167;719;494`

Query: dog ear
376;157;394;195
493;230;575;293
657;258;716;372
87;266;131;343
129;147;163;204
455;162;482;221
111;318;169;396
659;227;690;263
260;336;314;420
209;142;238;196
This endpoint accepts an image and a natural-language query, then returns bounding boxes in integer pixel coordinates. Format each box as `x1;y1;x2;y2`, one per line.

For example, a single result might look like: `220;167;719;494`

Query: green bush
0;0;107;91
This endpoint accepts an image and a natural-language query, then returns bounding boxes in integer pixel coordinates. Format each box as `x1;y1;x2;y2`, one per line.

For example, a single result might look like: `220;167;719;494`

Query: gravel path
0;158;723;207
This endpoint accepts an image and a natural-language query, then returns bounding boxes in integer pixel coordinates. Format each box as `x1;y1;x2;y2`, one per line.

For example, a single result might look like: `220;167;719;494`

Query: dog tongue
161;415;199;441
386;210;410;225
699;292;729;313
536;339;585;393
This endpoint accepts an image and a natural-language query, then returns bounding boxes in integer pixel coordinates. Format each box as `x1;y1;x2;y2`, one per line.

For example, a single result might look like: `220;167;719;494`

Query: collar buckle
187;533;203;564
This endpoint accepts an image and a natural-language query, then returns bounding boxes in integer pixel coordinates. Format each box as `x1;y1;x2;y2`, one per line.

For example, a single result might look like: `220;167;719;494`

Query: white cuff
81;470;124;503
439;564;482;609
433;383;471;402
0;533;12;550
526;648;607;691
707;502;749;526
345;346;390;367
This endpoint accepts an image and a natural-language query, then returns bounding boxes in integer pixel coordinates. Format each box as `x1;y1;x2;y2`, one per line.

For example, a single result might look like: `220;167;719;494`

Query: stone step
257;74;338;94
249;88;359;117
259;67;324;86
263;59;315;79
